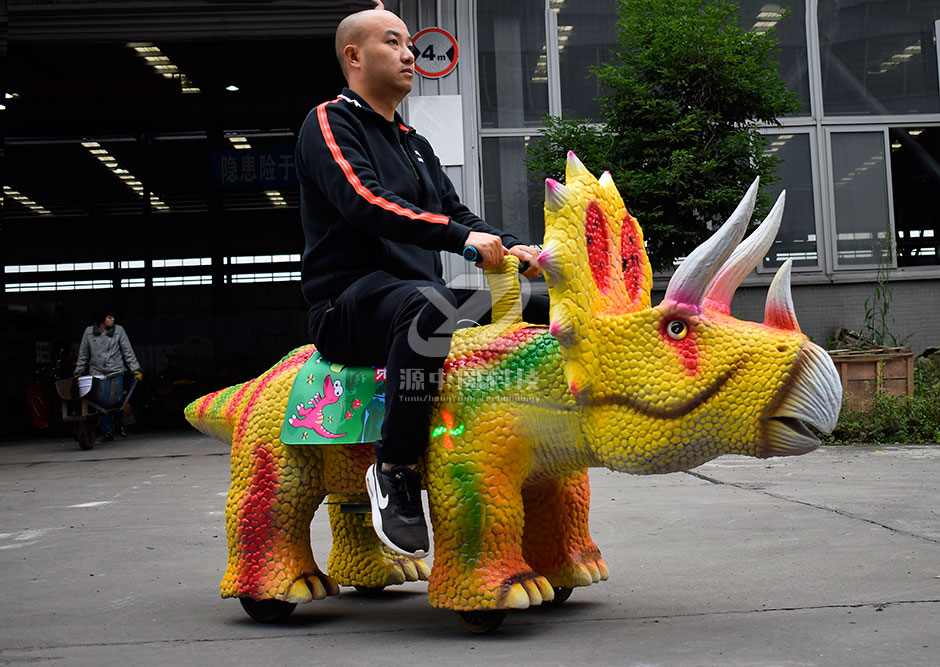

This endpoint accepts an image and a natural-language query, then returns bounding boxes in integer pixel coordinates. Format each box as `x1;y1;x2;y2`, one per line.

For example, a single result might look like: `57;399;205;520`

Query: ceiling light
81;139;171;210
128;42;200;94
3;185;52;215
226;85;239;92
908;129;923;136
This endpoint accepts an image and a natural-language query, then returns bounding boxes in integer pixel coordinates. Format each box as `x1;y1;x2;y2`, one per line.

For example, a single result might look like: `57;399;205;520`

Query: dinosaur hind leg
327;493;430;589
221;442;338;603
522;469;608;589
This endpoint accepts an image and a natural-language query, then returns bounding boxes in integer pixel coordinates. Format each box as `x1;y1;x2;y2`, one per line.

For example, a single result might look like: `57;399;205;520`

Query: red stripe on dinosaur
237;442;278;594
233;349;314;449
444;327;545;373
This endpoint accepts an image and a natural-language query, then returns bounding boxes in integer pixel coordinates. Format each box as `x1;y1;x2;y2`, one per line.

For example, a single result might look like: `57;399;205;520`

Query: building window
762;131;819;269
891;127;940;266
818;0;940;116
477;0;549;129
480;136;543;243
473;0;940;281
830;131;891;267
555;0;618;121
738;0;812;116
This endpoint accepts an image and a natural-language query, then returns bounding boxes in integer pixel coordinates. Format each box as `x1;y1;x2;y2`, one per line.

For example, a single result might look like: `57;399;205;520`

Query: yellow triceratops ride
185;153;841;632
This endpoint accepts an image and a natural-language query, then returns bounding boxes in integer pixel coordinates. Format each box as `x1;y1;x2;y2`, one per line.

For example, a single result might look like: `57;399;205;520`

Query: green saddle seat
280;350;386;445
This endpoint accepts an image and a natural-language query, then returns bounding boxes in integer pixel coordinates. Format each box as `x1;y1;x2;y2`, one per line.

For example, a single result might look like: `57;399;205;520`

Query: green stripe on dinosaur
449;462;482;564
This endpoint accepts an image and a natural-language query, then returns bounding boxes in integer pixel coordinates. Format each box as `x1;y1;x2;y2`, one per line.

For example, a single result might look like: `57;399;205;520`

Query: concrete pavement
1;431;937;666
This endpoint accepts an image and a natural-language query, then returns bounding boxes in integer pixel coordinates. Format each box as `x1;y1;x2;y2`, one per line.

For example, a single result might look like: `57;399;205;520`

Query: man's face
103;315;115;329
358;13;415;98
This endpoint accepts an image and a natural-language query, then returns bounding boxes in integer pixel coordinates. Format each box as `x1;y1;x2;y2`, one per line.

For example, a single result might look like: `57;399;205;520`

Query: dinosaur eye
333;380;344;396
666;319;689;341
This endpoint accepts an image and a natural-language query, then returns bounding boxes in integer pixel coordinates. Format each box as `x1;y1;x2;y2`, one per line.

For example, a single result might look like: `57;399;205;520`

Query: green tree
527;0;799;272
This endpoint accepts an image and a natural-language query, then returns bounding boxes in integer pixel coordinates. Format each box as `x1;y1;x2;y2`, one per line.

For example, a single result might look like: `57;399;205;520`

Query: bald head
336;9;404;78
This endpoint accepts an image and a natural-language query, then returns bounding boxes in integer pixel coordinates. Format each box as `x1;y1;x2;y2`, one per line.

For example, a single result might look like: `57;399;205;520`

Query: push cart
55;374;138;450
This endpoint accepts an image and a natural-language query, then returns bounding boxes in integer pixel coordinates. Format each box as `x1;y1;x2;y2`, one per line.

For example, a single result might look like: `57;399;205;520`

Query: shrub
825;363;940;445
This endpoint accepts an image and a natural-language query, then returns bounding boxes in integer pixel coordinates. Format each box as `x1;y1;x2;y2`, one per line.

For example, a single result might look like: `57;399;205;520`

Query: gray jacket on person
74;324;141;377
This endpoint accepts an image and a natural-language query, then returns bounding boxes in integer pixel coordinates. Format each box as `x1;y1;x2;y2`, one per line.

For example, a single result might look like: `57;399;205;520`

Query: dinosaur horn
545;178;570;212
764;259;800;332
565;151;592;184
663;178;759;310
704;188;784;313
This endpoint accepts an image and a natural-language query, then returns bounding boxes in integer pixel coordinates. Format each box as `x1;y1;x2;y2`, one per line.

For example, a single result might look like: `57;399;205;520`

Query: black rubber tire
549;586;573;606
353;585;386;594
456;609;507;634
238;597;297;623
77;426;94;451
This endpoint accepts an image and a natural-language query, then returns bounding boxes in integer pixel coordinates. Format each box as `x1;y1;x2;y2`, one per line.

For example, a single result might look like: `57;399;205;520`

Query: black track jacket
297;89;520;311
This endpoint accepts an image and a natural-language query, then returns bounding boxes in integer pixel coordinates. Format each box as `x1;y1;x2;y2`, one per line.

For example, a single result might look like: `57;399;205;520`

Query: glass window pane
890;126;940;267
831;131;890;266
477;0;549;129
481;136;544;244
556;0;618;121
819;0;940;116
762;132;818;269
737;1;811;116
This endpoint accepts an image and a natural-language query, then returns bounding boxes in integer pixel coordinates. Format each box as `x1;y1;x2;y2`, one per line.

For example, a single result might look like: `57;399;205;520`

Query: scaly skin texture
186;157;840;613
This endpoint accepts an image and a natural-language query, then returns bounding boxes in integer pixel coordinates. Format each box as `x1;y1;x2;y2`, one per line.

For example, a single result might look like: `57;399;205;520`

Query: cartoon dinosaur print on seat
287;375;347;439
185;153;841;617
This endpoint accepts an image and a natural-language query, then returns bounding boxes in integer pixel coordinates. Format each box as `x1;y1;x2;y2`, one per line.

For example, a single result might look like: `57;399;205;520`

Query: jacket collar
339;88;412;132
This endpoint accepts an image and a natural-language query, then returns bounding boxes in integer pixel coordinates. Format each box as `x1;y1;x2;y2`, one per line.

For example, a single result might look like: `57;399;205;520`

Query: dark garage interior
2;1;381;436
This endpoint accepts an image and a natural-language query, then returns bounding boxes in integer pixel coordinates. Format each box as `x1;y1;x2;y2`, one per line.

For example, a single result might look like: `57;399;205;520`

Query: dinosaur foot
284;570;341;603
548;555;609;589
499;574;556;610
331;548;431;589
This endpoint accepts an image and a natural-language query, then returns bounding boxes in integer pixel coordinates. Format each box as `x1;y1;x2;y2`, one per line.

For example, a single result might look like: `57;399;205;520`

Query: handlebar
463;246;530;274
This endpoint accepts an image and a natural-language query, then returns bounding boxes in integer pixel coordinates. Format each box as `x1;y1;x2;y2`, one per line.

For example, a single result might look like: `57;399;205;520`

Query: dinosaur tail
183;345;318;445
184;381;252;444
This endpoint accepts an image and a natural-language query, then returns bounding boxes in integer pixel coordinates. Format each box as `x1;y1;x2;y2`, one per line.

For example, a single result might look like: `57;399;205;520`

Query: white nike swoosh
375;472;390;510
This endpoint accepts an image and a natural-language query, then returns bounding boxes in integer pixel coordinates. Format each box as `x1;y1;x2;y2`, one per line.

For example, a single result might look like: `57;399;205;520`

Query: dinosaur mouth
760;343;842;457
579;367;735;419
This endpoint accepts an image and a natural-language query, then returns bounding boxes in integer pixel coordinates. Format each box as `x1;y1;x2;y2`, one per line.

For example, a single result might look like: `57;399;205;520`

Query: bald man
296;9;548;558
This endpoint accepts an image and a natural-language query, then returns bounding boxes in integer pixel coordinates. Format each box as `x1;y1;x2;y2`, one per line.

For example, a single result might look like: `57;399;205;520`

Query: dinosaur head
540;152;841;474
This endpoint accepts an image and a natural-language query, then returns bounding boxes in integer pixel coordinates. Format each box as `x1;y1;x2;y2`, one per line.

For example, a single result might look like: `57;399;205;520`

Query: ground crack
684;470;940;544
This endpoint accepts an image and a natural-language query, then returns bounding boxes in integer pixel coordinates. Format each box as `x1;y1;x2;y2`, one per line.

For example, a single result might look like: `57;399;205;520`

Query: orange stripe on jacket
316;99;449;226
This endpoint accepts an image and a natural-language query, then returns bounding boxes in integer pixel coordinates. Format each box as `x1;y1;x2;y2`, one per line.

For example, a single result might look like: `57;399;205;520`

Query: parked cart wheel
238;597;296;623
76;424;94;451
456;609;507;634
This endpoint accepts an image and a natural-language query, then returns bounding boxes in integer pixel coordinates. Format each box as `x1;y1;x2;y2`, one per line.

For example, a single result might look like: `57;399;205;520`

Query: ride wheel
548;586;573;606
238;597;297;623
353;585;386;595
456;609;508;634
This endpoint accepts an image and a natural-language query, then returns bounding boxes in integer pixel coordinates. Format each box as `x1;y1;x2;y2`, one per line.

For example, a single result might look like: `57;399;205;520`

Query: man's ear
343;44;361;72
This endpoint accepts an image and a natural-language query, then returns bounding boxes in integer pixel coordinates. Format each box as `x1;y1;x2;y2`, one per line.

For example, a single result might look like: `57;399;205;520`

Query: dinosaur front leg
522;469;608;590
221;442;338;603
426;448;553;611
326;492;430;589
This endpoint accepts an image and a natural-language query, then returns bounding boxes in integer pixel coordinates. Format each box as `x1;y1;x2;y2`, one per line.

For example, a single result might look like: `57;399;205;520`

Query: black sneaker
365;464;429;557
119;426;129;438
101;434;114;443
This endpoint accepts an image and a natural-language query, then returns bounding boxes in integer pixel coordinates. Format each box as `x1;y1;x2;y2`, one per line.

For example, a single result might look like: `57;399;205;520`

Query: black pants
308;271;550;464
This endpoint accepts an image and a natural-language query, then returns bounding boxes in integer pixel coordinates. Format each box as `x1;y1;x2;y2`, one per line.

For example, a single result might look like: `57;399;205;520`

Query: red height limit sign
412;27;458;78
